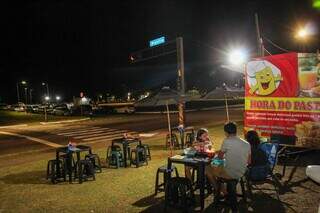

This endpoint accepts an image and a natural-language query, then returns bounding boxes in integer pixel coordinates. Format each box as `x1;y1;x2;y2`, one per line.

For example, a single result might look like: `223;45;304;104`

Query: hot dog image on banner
244;52;320;148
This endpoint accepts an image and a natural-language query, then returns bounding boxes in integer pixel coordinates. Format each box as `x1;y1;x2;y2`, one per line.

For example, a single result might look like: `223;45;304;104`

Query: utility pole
29;89;33;104
16;83;20;103
176;37;185;127
255;13;264;56
24;87;28;105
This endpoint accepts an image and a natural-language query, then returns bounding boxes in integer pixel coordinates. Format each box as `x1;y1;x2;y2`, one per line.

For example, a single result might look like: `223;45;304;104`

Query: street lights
228;48;248;66
56;96;61;102
295;23;317;51
16;81;27;103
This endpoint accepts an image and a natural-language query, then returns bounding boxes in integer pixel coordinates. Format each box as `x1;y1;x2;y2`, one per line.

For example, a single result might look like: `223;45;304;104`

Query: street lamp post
16;83;20;103
16;81;27;103
24;87;28;105
42;82;50;97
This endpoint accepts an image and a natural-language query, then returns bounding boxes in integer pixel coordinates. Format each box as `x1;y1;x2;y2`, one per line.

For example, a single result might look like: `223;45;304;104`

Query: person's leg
185;165;193;181
205;165;231;195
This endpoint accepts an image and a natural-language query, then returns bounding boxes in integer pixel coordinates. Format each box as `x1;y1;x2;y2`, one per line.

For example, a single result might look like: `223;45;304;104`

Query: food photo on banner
244;52;320;148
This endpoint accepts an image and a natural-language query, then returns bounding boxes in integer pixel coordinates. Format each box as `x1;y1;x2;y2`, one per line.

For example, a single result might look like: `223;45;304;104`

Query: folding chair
246;142;280;200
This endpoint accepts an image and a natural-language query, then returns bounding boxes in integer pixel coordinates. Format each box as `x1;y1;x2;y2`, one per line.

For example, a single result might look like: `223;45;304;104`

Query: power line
263;36;292;53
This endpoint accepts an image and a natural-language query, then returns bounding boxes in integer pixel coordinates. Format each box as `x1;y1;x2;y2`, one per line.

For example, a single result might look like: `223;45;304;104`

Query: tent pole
166;101;173;156
225;94;230;122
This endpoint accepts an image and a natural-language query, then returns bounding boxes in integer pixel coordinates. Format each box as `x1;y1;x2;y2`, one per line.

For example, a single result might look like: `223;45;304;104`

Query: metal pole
24;87;28;105
176;37;185;127
255;13;264;56
225;94;229;122
29;89;33;104
46;83;49;97
16;83;20;103
44;106;48;122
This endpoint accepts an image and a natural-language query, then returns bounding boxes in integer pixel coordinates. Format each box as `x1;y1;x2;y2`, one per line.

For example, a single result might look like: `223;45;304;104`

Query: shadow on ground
133;192;289;213
0;170;48;185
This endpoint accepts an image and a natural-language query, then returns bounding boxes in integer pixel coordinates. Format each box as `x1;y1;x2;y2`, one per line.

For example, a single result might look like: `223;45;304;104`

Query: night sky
0;0;319;103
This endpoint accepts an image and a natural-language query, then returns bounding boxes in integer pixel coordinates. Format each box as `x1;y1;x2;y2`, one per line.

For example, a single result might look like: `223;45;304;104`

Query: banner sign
244;52;320;147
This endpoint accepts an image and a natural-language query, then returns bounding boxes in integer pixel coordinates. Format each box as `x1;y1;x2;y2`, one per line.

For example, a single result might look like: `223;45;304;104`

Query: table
278;144;318;182
111;138;142;168
55;145;92;183
165;155;210;211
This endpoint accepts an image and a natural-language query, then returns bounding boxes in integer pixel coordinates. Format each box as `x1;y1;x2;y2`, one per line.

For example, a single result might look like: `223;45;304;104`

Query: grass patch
0;124;229;212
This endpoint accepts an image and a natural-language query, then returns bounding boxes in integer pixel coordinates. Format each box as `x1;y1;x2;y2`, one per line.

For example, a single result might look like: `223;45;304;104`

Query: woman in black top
245;130;268;167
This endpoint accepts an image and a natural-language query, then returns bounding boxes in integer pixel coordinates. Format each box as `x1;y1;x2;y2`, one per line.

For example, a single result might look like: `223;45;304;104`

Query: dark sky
0;0;319;103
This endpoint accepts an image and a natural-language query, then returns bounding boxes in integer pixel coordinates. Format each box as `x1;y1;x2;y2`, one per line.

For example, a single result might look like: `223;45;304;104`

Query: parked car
115;106;135;114
38;104;54;114
52;104;72;116
26;105;39;113
12;103;26;112
72;105;93;116
0;103;9;110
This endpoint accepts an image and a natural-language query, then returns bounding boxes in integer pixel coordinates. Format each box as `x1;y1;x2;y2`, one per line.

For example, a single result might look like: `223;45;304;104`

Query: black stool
165;177;195;211
46;159;66;184
107;145;124;168
85;153;102;173
165;133;179;149
141;144;151;160
130;145;148;168
185;132;195;147
214;177;246;212
78;159;95;184
155;165;179;195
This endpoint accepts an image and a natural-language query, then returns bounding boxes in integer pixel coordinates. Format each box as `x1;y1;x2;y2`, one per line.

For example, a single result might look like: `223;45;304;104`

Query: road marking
60;128;118;136
63;130;105;137
139;133;158;137
52;127;100;134
0;131;62;148
73;130;127;139
40;118;90;125
82;131;131;141
0;124;28;129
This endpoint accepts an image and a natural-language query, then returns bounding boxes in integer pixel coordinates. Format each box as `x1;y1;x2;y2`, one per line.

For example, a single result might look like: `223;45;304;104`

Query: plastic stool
155;165;179;195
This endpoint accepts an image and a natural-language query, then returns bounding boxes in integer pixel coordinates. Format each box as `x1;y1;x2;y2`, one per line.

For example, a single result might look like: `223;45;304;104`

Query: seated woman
245;130;268;167
245;130;269;180
185;128;214;180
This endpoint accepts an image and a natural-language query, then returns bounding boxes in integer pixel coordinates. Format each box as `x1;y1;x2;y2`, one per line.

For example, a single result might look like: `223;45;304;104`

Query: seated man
206;122;251;194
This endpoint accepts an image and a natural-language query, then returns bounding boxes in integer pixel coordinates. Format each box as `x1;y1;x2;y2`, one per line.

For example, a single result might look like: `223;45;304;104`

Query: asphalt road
0;107;243;166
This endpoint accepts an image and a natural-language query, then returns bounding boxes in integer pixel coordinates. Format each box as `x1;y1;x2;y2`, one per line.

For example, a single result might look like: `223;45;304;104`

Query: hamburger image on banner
246;60;282;96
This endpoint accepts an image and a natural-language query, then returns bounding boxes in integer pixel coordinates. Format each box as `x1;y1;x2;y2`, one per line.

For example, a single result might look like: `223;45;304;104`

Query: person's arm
217;150;225;159
247;153;251;165
217;139;228;159
247;145;252;165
